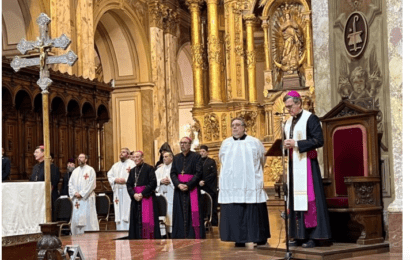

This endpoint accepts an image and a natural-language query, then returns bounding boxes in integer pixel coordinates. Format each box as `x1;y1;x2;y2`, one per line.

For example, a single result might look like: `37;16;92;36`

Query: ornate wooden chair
320;100;383;245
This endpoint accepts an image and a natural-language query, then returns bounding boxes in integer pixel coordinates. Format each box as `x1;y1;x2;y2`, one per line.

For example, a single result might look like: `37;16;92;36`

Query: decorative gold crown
283;3;290;15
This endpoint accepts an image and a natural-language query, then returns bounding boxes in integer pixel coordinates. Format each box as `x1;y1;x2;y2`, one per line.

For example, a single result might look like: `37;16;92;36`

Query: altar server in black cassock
198;145;219;226
126;151;161;239
170;137;205;239
30;146;60;221
283;91;331;248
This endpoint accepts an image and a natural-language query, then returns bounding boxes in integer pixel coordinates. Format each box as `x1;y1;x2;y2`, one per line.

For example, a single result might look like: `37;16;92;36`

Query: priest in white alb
107;148;136;230
219;117;270;247
155;151;174;237
69;153;99;235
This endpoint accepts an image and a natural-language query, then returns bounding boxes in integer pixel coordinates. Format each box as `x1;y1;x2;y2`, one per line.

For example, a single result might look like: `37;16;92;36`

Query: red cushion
326;197;349;208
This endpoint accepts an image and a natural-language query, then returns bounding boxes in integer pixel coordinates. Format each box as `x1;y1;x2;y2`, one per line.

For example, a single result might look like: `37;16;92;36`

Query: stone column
187;0;205;108
261;17;274;95
164;10;180;153
149;1;168;146
385;0;403;254
50;0;73;74
206;0;222;104
244;14;257;103
75;0;94;79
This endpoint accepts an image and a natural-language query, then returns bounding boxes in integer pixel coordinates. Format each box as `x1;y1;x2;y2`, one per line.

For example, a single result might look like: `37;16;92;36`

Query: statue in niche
271;3;307;89
277;5;303;73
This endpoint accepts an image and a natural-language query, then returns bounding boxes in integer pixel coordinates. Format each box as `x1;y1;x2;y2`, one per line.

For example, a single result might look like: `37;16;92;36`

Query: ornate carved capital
207;0;219;5
243;14;258;25
164;10;179;35
149;1;168;29
186;0;204;13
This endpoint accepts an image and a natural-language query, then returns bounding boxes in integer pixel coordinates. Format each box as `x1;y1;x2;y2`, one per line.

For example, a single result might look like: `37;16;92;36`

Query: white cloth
107;159;136;230
69;165;99;235
155;163;174;234
284;109;311;211
218;135;268;204
2;182;45;236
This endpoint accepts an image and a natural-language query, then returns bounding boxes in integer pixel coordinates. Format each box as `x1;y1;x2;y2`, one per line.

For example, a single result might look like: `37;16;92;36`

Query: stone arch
93;2;151;85
2;0;45;55
177;43;194;102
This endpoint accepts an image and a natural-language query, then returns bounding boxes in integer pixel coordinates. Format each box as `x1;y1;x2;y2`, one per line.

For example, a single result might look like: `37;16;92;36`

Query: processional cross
11;13;78;222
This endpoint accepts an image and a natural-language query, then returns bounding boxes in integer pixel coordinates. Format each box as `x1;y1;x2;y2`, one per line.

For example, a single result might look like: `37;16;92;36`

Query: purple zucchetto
287;91;301;97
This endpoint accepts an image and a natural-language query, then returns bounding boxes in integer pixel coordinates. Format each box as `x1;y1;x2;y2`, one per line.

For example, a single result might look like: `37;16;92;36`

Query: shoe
235;242;246;247
302;239;315;248
288;240;298;247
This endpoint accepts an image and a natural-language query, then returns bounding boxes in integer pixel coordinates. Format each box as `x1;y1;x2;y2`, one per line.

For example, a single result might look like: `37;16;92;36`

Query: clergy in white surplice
155;151;174;236
219;118;271;247
107;148;136;230
69;153;99;235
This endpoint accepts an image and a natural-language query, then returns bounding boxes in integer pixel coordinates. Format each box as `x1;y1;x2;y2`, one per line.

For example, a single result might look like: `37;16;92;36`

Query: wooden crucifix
11;13;78;222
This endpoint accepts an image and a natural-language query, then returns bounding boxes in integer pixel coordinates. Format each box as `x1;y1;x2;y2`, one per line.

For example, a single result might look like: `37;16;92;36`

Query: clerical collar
233;134;247;141
293;110;303;120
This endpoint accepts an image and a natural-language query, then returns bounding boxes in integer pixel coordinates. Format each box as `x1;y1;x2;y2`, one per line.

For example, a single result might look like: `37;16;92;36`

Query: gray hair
230;117;246;127
283;95;302;105
163;151;173;158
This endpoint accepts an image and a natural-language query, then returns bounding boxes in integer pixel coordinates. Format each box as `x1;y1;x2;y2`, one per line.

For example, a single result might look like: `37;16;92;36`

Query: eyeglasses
285;104;298;110
231;123;244;128
179;142;190;145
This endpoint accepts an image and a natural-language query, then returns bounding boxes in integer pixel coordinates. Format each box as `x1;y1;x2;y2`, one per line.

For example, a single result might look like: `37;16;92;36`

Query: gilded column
303;11;314;92
149;1;168;146
207;0;222;104
261;17;274;96
75;0;94;79
187;0;205;108
244;14;257;103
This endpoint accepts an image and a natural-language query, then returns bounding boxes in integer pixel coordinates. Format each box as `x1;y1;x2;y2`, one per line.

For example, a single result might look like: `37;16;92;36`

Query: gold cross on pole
10;13;78;223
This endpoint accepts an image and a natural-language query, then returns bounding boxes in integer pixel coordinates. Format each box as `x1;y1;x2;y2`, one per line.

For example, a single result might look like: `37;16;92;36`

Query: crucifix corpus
11;13;78;222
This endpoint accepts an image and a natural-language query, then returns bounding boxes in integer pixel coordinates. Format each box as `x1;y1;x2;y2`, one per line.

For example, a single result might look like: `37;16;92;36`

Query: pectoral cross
10;13;78;92
181;170;185;176
115;197;119;204
84;173;89;180
75;201;80;209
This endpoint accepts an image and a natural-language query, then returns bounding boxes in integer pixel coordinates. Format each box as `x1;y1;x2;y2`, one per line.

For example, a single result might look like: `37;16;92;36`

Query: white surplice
218;135;268;204
155;163;174;235
107;159;136;230
69;164;99;235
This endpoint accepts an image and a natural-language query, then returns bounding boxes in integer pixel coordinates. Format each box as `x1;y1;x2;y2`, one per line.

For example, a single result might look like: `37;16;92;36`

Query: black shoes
235;242;246;247
302;239;315;248
288;240;299;247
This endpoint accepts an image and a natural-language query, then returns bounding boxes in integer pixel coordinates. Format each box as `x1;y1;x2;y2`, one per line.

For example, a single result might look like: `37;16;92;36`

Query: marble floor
59;206;400;260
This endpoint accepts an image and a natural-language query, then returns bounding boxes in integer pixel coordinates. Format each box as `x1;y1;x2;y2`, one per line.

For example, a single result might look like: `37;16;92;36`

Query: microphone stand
277;109;293;260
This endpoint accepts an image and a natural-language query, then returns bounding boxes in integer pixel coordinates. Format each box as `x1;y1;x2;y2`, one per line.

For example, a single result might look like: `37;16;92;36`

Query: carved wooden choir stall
320;99;384;245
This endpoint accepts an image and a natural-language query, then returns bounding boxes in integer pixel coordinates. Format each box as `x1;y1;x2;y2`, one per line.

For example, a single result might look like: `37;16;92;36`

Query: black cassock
60;171;73;196
170;151;206;239
29;161;60;221
126;163;161;239
199;156;218;226
287;111;331;240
